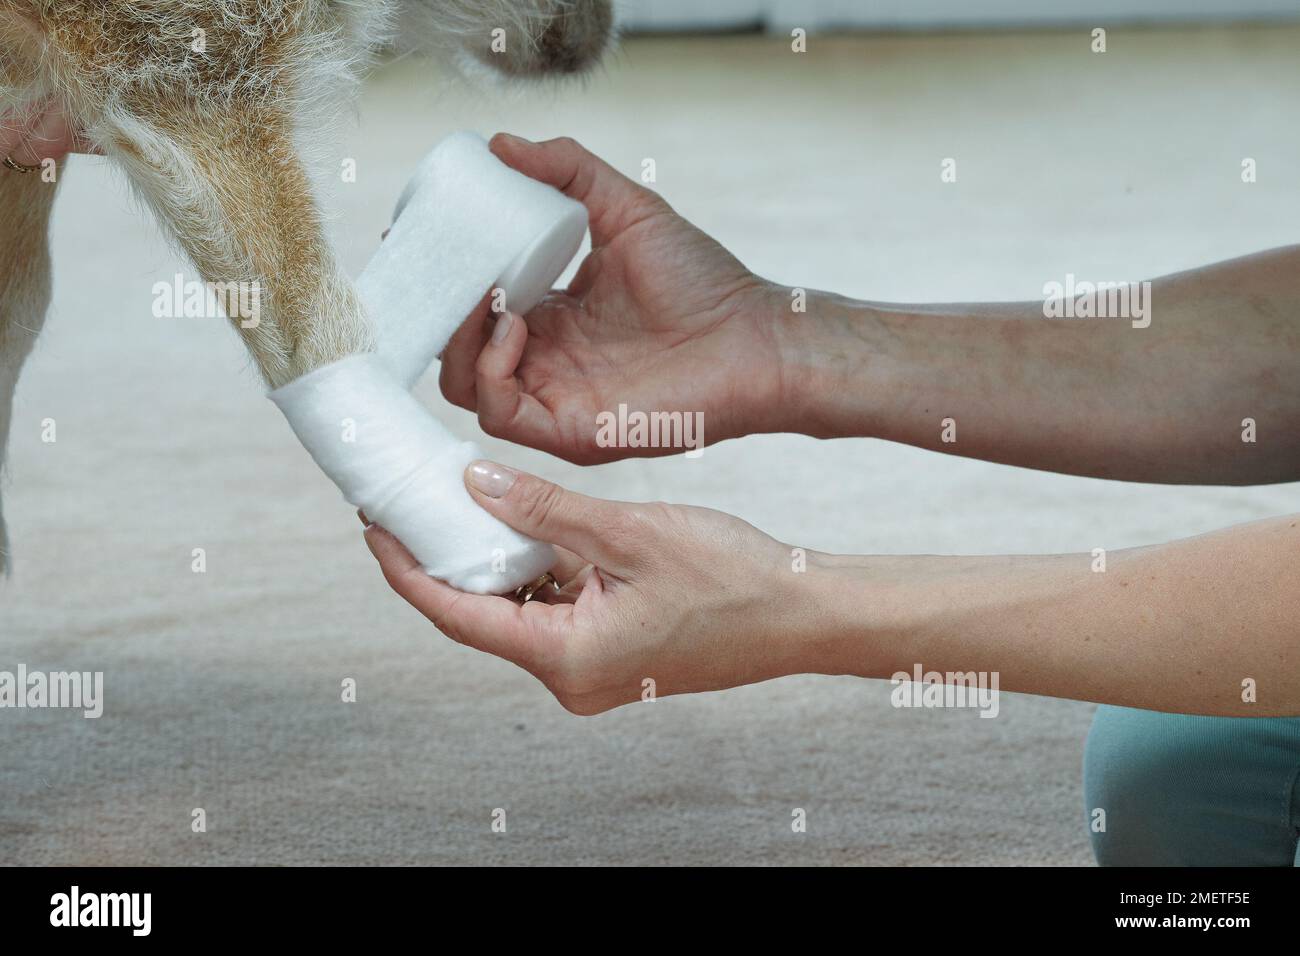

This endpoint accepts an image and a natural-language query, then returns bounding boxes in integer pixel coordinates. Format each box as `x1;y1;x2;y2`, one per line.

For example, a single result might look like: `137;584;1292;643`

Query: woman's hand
0;102;94;168
364;464;1300;717
439;134;789;465
363;461;832;714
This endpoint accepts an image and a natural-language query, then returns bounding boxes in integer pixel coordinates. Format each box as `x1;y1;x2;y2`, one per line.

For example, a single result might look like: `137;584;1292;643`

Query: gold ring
3;156;41;174
514;571;560;604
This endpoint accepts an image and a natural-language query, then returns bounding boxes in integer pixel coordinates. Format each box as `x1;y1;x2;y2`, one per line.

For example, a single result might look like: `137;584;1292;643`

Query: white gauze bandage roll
356;131;589;389
270;132;588;594
270;355;555;594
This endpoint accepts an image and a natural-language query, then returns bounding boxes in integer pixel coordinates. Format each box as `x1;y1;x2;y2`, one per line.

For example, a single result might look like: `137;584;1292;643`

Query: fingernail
467;460;517;498
490;311;515;345
357;508;371;528
496;132;532;146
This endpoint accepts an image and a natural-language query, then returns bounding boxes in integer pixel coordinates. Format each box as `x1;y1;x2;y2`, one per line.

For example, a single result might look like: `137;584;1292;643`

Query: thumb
464;460;629;569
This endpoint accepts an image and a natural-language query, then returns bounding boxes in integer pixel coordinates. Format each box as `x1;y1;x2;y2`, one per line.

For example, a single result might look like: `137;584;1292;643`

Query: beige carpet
3;27;1299;865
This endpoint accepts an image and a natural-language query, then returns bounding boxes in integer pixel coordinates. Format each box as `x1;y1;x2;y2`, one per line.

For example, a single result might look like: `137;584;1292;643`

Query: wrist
757;284;907;440
769;548;926;681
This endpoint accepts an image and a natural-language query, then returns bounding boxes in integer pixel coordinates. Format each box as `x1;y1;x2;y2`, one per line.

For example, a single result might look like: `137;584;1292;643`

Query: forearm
766;245;1300;484
795;515;1300;716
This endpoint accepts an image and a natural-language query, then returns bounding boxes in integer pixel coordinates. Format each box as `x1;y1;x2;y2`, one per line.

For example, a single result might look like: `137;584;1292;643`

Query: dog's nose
534;0;614;75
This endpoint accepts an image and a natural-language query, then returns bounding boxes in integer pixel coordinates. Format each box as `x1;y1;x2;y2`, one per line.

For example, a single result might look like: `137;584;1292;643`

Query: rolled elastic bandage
270;131;588;594
356;131;589;389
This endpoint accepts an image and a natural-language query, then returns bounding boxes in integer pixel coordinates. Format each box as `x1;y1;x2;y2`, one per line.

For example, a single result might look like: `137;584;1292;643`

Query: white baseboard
618;0;1300;32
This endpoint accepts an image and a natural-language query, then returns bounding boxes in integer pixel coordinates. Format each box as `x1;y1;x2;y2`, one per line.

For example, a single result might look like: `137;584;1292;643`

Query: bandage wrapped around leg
270;355;555;593
269;131;587;594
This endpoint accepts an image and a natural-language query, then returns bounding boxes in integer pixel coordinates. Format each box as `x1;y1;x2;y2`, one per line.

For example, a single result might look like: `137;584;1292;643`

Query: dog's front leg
95;97;553;594
0;166;59;575
95;97;374;389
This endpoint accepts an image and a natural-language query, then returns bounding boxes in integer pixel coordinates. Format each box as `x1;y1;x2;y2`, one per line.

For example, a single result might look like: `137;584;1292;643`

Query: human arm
445;135;1300;484
780;245;1300;484
365;464;1300;717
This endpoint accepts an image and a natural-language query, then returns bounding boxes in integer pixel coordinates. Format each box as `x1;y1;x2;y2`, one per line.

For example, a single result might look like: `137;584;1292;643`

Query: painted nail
467;460;517;498
491;311;514;345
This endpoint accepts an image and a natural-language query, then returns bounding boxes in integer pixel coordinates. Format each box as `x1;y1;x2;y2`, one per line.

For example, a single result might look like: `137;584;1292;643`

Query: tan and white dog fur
0;0;613;572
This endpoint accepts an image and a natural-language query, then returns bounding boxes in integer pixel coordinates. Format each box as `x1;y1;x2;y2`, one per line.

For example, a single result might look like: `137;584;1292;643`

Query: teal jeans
1084;706;1300;866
